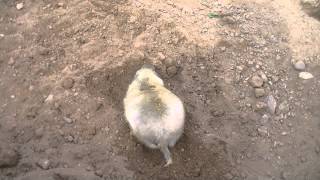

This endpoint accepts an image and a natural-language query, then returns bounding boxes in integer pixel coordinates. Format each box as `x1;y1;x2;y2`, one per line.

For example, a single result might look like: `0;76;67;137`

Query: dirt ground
0;0;320;179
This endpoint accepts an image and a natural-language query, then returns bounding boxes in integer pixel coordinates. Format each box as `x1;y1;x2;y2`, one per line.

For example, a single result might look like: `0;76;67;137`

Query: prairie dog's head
134;64;164;86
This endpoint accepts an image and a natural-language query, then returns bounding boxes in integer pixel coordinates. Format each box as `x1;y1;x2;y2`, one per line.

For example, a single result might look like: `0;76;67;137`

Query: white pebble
299;72;314;80
45;94;54;103
16;3;24;10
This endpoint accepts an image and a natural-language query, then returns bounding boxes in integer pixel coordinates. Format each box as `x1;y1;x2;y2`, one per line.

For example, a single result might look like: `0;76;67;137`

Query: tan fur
123;66;185;166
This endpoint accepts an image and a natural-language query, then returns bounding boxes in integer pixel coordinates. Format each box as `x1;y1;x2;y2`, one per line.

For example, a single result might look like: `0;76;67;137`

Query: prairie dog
123;64;185;166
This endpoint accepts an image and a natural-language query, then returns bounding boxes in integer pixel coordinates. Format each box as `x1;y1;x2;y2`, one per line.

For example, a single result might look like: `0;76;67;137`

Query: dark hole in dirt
85;59;146;108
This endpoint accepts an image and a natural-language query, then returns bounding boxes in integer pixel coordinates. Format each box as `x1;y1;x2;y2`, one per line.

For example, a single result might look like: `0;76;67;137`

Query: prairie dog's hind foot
160;145;173;167
164;158;172;167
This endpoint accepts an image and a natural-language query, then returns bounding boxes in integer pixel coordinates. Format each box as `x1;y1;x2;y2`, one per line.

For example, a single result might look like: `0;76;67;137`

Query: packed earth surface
0;0;320;179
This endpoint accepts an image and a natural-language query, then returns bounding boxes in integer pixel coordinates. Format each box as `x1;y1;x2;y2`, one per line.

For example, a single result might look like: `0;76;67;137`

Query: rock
255;88;265;97
278;101;290;113
266;95;277;114
16;3;24;10
294;61;306;71
62;77;75;89
0;34;4;38
299;72;314;79
250;75;264;87
45;94;54;103
220;47;226;51
0;146;19;167
63;117;73;124
166;66;178;77
8;57;15;65
36;159;51;170
257;126;268;136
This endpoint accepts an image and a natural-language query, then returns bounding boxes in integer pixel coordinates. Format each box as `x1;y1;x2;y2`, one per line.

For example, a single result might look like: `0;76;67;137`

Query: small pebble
255;88;265;97
164;58;175;67
66;135;74;142
45;94;54;103
37;159;51;170
315;146;320;154
280;171;289;180
256;101;267;111
16;3;24;10
257;126;268;136
272;75;279;82
95;170;103;177
300;156;307;163
250;75;264;87
261;114;269;123
294;61;305;71
8;57;15;65
57;2;64;7
266;95;277;114
166;66;178;77
258;71;268;82
63;117;73;124
278;101;290;113
62;77;75;89
299;72;314;80
35;127;44;138
157;52;166;60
